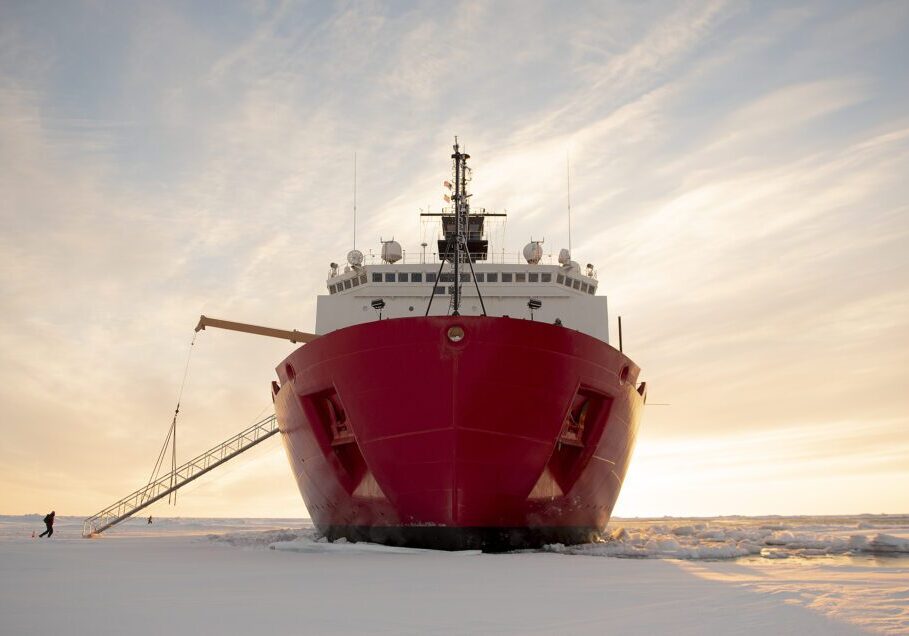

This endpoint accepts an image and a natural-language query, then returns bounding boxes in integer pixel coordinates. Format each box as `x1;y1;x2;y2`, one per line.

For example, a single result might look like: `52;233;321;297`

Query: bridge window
516;273;526;282
440;273;454;283
384;273;395;282
564;277;573;287
329;284;337;294
542;273;552;283
433;286;445;294
410;272;423;283
487;272;498;282
351;277;360;287
502;273;513;283
372;273;382;283
343;279;352;290
460;273;470;282
572;279;581;290
580;283;588;293
529;272;539;283
475;272;485;282
398;273;408;282
360;274;367;284
557;274;565;284
427;272;437;282
588;284;596;295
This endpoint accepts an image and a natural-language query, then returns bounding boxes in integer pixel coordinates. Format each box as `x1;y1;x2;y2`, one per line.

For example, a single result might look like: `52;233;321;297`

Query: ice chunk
867;534;909;553
209;528;317;547
696;529;726;541
201;516;909;562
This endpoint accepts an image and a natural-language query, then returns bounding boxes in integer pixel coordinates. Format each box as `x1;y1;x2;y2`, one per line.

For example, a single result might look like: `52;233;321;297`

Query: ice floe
207;527;482;555
202;515;909;561
545;517;909;560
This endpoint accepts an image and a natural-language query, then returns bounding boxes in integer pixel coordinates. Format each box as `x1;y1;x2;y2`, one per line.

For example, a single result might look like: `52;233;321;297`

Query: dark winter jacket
43;513;55;526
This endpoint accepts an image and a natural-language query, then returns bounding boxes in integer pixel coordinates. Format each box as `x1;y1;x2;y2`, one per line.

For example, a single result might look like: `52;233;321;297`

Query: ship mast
451;138;467;315
423;138;499;317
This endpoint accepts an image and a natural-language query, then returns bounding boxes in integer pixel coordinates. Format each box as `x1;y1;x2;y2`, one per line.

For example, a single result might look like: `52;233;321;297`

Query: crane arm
194;315;318;344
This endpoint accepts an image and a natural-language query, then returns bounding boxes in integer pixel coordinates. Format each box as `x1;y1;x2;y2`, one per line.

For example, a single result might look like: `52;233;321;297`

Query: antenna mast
353;151;358;250
452;138;465;315
566;151;572;255
423;139;494;317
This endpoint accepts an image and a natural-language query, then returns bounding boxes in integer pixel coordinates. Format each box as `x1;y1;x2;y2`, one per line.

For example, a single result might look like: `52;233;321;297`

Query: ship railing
82;414;280;537
332;251;569;266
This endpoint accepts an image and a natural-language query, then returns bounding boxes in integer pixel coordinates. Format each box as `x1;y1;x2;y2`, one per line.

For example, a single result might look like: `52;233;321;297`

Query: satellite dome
523;241;543;264
347;249;364;267
558;248;571;266
381;240;402;264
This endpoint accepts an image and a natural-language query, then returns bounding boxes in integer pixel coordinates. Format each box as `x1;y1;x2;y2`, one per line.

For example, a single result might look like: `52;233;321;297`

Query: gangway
82;414;280;537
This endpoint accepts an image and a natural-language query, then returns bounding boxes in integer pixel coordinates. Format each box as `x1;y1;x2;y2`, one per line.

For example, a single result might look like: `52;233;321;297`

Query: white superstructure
316;261;608;342
315;140;610;343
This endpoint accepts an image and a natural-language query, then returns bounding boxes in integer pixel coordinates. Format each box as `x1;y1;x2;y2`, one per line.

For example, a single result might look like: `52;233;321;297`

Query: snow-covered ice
545;515;909;560
1;515;907;635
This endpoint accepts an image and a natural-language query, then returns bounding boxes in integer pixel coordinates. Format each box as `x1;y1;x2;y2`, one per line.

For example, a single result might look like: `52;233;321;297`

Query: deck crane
194;315;318;344
82;316;317;537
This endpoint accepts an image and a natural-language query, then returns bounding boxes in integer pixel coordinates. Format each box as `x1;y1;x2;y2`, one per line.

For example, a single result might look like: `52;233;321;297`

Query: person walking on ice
39;511;55;538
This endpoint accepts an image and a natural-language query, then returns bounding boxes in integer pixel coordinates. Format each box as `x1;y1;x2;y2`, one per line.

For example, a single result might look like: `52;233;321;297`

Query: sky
1;0;907;519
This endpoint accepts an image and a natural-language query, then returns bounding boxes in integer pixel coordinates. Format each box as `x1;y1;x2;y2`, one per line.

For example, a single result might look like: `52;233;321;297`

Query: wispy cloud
0;1;906;516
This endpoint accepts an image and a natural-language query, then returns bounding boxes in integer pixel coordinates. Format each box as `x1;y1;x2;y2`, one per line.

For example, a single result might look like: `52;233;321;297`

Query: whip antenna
567;151;572;255
353;151;358;250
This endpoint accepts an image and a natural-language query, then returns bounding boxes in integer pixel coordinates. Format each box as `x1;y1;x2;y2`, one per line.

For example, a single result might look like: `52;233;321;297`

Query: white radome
381;240;403;264
347;249;364;267
558;248;571;265
523;241;543;264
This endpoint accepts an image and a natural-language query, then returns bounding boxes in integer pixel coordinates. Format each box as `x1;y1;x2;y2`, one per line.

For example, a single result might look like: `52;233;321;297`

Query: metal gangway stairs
82;414;280;537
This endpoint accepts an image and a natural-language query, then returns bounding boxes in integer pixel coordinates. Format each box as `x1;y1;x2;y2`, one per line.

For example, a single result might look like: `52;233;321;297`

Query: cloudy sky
1;0;907;519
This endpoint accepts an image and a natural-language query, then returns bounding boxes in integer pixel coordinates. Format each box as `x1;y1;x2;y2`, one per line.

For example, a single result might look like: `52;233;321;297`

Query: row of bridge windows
328;271;595;295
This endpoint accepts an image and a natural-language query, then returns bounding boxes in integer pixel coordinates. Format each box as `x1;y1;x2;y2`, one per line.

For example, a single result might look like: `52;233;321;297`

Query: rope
146;331;197;506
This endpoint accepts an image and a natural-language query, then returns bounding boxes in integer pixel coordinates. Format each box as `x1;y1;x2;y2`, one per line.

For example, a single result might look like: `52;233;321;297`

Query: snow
1;515;907;635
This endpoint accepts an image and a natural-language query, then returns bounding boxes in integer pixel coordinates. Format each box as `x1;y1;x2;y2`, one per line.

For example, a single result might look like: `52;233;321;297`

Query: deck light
527;298;542;320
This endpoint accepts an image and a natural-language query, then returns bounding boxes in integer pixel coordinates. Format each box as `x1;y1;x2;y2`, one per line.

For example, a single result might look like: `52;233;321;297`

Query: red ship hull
272;316;645;550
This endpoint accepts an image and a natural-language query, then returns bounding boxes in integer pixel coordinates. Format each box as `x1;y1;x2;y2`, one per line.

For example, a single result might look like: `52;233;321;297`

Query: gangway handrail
82;413;280;537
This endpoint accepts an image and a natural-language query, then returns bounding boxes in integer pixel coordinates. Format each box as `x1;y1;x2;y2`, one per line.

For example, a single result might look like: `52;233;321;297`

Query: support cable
424;236;452;316
146;331;197;506
461;237;487;316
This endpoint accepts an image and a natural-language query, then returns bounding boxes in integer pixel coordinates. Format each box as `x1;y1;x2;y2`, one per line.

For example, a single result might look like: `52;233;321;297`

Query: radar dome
523;241;543;264
558;248;571;266
381;240;402;264
346;249;364;267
